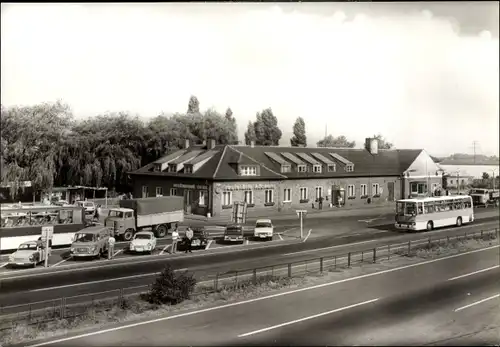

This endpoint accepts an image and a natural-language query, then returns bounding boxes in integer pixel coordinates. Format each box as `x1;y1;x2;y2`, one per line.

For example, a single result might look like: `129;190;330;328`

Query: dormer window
346;164;354;172
298;165;307;173
240;165;257;176
184;165;193;174
328;164;336;172
281;165;291;173
313;165;322;173
154;164;161;172
168;164;177;172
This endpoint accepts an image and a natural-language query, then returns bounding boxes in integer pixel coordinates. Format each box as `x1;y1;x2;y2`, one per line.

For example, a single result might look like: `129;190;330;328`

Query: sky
1;2;499;157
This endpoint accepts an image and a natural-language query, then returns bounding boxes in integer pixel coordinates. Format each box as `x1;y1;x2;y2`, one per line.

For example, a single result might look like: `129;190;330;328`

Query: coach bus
395;195;474;232
0;205;86;251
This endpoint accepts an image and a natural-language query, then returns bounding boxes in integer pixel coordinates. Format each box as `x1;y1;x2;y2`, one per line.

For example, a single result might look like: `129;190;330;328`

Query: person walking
95;204;101;223
171;227;179;254
108;233;116;260
185;227;194;254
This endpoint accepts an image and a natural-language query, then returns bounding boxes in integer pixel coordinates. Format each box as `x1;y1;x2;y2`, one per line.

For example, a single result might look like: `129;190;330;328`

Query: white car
254;219;274;241
75;201;96;214
129;231;157;254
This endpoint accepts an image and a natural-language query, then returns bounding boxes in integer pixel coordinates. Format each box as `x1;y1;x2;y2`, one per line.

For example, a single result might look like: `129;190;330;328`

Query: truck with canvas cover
104;196;184;241
469;189;500;207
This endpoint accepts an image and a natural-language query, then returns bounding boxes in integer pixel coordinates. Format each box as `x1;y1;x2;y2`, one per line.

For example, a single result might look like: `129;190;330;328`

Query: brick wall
213;176;402;218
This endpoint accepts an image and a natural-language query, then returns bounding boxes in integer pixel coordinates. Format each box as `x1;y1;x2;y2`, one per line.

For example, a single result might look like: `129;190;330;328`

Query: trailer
104;196;184;241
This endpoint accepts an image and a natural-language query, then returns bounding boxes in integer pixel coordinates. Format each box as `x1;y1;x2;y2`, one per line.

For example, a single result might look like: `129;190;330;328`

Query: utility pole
472;141;479;164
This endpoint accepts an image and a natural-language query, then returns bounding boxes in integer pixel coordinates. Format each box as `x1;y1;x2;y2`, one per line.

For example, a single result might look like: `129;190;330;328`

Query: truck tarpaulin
119;196;184;215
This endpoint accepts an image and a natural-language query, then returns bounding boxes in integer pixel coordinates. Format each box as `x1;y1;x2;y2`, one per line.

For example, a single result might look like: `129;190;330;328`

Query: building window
142;186;149;198
222;191;232;206
240;165;257;176
450;180;453;184
170;188;178;196
199;191;206;206
185;165;193;174
155;187;163;197
300;187;308;201
265;189;274;204
360;184;367;197
346;164;354;172
298;165;307;173
315;187;323;199
281;165;291;173
347;185;355;198
168;164;177;172
313;165;322;173
154;164;161;172
411;182;427;195
328;164;336;172
372;183;380;196
283;188;292;202
244;190;254;204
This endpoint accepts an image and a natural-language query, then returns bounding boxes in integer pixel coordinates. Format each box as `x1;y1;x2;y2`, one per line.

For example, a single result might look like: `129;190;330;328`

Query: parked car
223;224;245;244
179;228;209;251
8;240;51;268
70;226;110;259
254;219;274;241
75;200;96;215
128;231;157;254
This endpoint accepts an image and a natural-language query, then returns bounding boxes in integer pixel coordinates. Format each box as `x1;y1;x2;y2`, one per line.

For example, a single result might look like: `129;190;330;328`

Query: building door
184;190;193;214
387;182;395;202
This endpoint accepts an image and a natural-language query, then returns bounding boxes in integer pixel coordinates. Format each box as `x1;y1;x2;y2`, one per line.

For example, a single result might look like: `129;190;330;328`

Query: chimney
250;140;255;148
365;137;378;155
184;139;190;149
208;138;216;150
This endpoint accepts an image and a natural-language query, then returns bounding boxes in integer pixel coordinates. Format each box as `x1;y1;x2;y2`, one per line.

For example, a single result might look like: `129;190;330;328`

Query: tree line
1;97;394;198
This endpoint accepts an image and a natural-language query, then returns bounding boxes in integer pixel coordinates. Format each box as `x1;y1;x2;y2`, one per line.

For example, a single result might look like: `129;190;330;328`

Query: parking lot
0;224;299;272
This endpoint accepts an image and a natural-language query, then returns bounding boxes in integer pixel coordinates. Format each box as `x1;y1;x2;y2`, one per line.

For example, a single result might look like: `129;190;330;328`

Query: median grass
1;231;498;346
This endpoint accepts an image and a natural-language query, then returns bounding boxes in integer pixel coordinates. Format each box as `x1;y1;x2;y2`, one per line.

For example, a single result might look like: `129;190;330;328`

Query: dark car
178;228;209;251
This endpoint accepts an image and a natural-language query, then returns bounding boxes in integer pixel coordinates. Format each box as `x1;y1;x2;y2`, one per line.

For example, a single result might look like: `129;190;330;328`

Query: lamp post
493;169;498;190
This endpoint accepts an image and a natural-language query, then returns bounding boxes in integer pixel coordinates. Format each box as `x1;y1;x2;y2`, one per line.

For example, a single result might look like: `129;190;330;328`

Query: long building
129;137;444;218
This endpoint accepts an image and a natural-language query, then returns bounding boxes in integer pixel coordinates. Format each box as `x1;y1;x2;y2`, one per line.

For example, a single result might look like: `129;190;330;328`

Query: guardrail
1;228;498;332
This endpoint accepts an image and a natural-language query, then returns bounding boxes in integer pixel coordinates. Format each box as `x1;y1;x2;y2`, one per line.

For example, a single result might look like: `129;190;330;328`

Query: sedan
128;231;157;254
254;219;274;241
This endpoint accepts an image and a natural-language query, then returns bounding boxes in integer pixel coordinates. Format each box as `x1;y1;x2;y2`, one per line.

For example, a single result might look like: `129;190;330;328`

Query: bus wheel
123;229;134;242
426;221;433;231
155;224;168;238
456;217;462;227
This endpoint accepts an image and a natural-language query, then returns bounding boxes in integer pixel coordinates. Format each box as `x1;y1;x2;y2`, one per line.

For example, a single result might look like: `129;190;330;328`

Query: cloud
1;3;498;155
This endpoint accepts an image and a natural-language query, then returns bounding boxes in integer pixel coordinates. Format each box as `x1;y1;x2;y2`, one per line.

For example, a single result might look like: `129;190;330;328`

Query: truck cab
105;208;136;241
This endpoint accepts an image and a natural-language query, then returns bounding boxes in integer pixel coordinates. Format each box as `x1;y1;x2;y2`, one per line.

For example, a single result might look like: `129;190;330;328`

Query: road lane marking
159;244;171;256
448;265;500;281
284;239;376;256
454;294;500;312
205;240;213;250
51;259;69;267
278;234;283;241
302;229;312;243
0;263;8;268
25;245;500;347
238;298;380;337
245;239;249;245
113;249;123;257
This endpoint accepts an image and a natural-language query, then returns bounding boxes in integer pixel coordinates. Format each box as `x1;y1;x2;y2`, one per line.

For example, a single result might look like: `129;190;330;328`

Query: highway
19;245;500;347
0;213;498;315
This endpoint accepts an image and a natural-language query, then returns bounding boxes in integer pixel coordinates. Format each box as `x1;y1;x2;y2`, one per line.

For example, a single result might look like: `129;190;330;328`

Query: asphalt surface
19;245;500;347
0;215;498;315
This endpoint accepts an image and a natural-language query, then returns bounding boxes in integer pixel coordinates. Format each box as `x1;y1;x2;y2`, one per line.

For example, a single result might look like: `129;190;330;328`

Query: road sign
296;210;307;218
41;226;54;240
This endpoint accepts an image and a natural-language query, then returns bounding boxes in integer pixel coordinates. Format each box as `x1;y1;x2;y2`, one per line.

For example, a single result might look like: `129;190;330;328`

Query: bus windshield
396;202;416;216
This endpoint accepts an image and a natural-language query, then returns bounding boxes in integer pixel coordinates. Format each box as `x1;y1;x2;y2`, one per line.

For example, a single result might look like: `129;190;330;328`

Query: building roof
130;144;423;181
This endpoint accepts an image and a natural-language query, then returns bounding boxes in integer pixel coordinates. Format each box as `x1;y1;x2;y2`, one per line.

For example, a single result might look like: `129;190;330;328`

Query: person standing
171;227;179;254
108;233;116;260
95;204;101;223
185;227;194;254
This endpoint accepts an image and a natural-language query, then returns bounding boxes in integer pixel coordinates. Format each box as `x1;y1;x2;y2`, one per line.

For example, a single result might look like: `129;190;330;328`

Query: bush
142;264;197;305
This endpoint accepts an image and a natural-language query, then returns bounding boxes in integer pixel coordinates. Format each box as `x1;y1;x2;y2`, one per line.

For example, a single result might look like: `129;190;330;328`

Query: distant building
129;137;444;218
443;174;474;189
